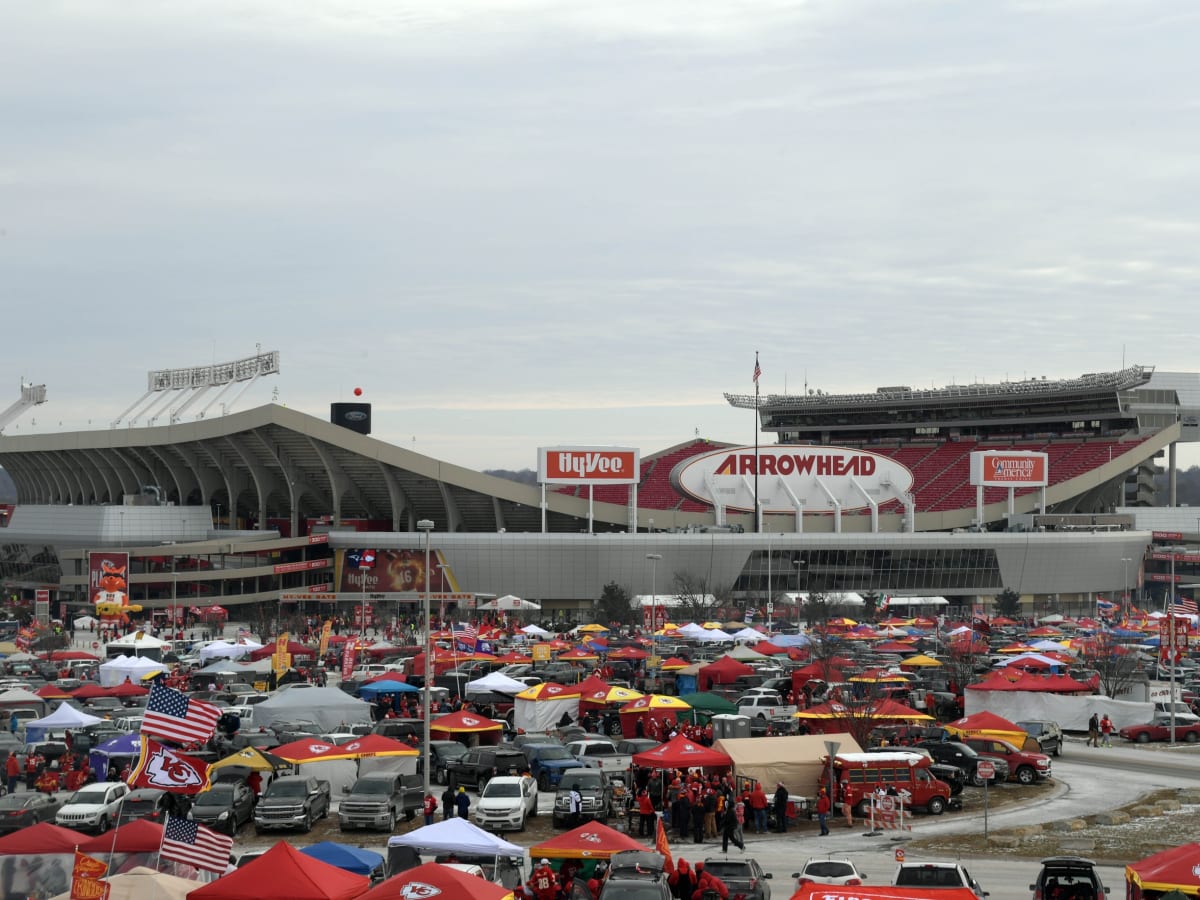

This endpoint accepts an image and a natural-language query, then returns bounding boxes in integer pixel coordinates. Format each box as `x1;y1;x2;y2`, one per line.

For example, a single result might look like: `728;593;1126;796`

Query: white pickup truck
735;693;798;722
564;739;632;774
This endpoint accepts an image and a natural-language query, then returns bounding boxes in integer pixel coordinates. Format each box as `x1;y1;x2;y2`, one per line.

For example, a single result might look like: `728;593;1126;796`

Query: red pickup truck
963;737;1052;785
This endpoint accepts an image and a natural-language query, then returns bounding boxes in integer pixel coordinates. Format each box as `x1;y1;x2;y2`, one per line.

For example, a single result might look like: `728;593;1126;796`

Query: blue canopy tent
89;732;141;780
359;679;419;698
299;841;385;876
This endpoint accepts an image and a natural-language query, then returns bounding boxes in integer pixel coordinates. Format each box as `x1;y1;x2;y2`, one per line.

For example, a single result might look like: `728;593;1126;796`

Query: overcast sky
3;1;1200;472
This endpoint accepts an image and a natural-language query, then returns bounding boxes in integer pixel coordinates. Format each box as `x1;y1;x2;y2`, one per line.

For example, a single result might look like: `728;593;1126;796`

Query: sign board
671;445;914;513
538;446;640;485
969;450;1049;488
976;760;996;781
642;606;668;632
531;643;553;662
1159;616;1190;647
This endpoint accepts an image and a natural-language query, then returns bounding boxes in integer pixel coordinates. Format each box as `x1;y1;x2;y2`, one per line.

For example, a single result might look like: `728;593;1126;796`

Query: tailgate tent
358;863;513;900
699;656;753;690
531;821;649;860
299;842;384;877
712;734;863;796
50;866;196;900
793;885;980;900
189;841;367;900
944;711;1028;744
387;817;524;858
99;655;164;687
0;822;88;899
513;682;582;733
251;686;372;730
24;703;103;742
631;734;733;770
1126;843;1200;899
963;688;1152;731
466;671;528;694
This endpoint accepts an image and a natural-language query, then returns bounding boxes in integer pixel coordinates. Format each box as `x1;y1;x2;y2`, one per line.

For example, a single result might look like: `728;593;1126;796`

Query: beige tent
51;866;199;900
712;734;863;796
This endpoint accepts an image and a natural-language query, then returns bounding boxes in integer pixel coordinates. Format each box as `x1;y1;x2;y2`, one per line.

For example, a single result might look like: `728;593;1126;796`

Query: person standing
454;786;471;820
1100;714;1114;748
772;782;790;833
720;802;744;853
567;785;582;829
5;752;18;794
1087;713;1100;748
422;792;438;826
815;788;831;836
530;859;558;900
441;784;456;819
637;788;656;838
748;783;768;834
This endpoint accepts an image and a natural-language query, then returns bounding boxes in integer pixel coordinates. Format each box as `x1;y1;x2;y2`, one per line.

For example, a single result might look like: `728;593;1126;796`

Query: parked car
864;746;965;796
553;767;614;826
447;747;528;792
962;737;1052;785
472;774;538;832
894;862;987;899
0;793;65;833
1119;713;1200;743
1030;857;1108;900
253;774;330;833
55;782;131;834
522;743;581;791
116;788;186;826
189;781;256;835
338;772;422;831
793;858;867;889
917;740;1010;787
429;740;470;785
563;739;632;774
598;851;672;900
703;857;774;900
1016;720;1063;757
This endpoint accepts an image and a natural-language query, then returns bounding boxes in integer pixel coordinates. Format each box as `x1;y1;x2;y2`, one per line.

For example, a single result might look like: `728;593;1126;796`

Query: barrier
865;790;911;835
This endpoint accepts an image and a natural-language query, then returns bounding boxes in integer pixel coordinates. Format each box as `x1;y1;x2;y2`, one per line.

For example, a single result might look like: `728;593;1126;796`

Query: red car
963;737;1052;785
1118;714;1200;743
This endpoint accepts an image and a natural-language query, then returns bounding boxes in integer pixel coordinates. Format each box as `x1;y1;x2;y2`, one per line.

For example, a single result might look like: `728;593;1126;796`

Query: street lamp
417;519;435;799
646;554;662;637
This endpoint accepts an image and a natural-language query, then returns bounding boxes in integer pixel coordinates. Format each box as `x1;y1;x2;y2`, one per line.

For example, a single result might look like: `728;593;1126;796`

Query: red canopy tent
1006;672;1094;694
71;683;109;700
792;885;979;900
78;818;164;853
356;862;513;900
698;656;753;690
35;684;73;700
430;710;504;744
189;840;367;900
1126;842;1200;899
107;682;150;698
249;641;316;662
0;822;87;854
530;820;650;860
631;733;733;770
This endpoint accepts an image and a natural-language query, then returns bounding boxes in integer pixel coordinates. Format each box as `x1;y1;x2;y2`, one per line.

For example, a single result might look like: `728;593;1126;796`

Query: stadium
1;355;1199;623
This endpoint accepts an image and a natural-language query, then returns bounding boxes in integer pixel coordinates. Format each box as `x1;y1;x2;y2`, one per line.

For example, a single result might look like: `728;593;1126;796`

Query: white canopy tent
387;817;523;857
73;615;99;630
198;640;262;663
24;703;103;741
692;628;733;643
106;631;169;660
520;624;551;637
98;655;165;687
466;671;528;695
729;628;766;643
0;688;48;712
477;595;541;611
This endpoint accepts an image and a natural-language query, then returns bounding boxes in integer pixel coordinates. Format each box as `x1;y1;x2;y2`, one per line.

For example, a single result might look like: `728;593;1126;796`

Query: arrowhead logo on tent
547;686;562;694
344;742;361;751
308;743;332;754
462;716;480;726
579;832;603;843
398;883;441;899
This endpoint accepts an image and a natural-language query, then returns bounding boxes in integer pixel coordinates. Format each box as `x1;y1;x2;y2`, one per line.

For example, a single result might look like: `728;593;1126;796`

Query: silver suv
1016;720;1063;757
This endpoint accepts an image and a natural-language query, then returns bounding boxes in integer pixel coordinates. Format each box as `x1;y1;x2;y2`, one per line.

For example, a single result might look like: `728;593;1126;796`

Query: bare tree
1079;633;1142;699
670;570;720;622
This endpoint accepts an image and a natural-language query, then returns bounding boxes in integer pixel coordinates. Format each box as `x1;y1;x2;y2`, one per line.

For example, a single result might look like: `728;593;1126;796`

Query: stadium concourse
0;364;1198;622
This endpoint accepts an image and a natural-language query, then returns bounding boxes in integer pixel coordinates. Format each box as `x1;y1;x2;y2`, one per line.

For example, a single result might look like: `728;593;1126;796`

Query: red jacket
748;788;768;810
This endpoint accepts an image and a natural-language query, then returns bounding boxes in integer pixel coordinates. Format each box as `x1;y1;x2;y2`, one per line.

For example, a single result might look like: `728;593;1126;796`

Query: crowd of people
517;855;737;900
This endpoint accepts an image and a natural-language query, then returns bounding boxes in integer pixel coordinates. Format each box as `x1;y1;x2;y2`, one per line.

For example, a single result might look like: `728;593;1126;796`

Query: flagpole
754;351;760;534
154;815;169;874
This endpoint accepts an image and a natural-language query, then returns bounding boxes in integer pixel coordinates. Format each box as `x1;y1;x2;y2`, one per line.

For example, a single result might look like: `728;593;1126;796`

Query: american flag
753;354;762;384
453;622;478;650
1171;598;1198;615
160;815;232;873
142;682;220;745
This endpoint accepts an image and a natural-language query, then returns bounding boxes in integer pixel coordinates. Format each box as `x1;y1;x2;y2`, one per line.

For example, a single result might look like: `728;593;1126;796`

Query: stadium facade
1;365;1199;620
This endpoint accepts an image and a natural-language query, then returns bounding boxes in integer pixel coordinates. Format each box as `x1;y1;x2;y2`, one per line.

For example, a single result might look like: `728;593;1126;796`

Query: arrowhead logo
397;883;442;899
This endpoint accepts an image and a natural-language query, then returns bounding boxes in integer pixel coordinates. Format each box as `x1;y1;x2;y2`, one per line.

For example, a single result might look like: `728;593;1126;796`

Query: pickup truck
736;693;799;722
253;774;331;833
564;739;632;775
894;861;987;898
522;743;583;791
962;737;1052;785
338;772;423;831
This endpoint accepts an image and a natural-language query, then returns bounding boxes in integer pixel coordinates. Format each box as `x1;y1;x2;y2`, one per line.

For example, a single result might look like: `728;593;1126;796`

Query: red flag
126;737;211;794
70;851;109;900
654;815;675;875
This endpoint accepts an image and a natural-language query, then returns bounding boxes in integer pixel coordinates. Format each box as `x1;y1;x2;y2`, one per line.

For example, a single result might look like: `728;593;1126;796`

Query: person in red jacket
530;859;559;900
815;788;831;836
422;792;438;826
747;783;769;834
637;788;657;837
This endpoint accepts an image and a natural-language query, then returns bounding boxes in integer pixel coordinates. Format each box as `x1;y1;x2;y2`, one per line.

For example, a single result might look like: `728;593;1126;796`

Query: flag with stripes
753;354;762;384
142;682;220;745
160;815;233;873
1171;598;1198;615
452;622;478;651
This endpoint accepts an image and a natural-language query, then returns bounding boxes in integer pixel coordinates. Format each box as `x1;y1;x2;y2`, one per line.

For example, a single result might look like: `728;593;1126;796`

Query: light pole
417;519;435;799
1120;557;1131;620
646;554;662;638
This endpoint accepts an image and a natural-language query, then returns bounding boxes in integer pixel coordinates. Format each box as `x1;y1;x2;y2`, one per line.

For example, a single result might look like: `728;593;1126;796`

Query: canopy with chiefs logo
430;710;504;735
513;682;582;733
271;740;348;763
355;862;513;900
790;886;980;900
335;735;420;757
529;820;650;860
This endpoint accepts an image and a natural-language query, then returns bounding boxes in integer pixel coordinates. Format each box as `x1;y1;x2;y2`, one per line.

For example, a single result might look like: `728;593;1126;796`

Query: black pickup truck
253;775;331;834
338;772;423;831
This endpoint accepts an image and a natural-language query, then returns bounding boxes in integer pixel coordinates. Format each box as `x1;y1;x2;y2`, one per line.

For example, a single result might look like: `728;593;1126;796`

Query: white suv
472;775;538;832
55;782;131;834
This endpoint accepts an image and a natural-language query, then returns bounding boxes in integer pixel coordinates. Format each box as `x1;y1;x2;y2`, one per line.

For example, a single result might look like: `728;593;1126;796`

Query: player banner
318;619;333;657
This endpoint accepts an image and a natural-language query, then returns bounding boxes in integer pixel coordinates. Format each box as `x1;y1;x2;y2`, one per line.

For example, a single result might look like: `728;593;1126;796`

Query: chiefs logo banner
127;737;211;794
70;851;110;900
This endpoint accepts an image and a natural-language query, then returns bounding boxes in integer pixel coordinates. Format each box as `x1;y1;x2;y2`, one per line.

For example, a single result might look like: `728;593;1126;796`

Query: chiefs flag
127;737;211;795
654;816;675;875
70;851;109;900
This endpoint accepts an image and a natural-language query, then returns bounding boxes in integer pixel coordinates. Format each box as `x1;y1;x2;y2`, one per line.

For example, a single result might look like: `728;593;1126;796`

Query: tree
670;571;720;623
861;591;883;624
994;588;1021;619
595;581;637;629
1079;634;1142;700
803;591;830;628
